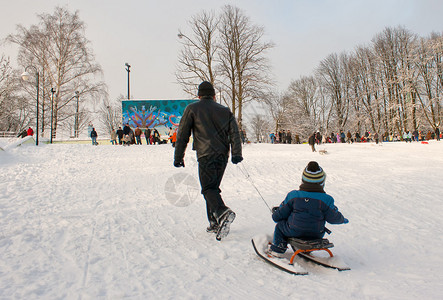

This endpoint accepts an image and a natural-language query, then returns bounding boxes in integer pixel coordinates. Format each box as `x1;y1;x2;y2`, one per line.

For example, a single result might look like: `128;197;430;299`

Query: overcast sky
1;0;442;102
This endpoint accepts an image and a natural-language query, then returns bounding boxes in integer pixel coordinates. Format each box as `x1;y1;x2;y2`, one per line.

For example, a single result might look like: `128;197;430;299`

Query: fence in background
0;131;17;138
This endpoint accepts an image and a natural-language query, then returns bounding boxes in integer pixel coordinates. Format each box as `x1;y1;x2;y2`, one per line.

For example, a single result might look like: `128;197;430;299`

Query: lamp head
21;71;31;81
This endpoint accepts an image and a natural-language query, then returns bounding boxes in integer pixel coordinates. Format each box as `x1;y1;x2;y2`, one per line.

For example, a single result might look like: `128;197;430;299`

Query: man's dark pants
198;154;228;224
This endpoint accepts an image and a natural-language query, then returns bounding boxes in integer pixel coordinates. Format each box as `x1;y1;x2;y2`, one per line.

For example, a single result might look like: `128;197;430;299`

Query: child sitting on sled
267;161;348;257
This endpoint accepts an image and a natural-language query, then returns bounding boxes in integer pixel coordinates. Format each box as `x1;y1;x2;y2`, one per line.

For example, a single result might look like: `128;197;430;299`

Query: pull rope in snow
237;162;273;213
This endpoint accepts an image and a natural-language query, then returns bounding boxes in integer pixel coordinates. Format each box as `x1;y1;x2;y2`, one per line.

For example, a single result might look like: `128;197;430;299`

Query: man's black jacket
174;96;242;161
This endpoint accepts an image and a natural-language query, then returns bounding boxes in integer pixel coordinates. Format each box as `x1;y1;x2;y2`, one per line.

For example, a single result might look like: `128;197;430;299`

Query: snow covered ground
1;138;442;299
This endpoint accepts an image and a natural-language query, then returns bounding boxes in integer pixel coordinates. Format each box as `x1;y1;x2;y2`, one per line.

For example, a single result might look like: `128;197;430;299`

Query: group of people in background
268;127;441;152
108;124;177;147
269;130;301;144
396;129;440;142
110;124;160;146
17;123;441;148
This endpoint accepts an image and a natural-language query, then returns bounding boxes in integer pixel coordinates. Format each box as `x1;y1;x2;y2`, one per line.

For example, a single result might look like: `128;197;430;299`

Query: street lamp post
74;91;79;138
21;66;39;146
125;63;131;100
50;88;56;144
218;88;223;105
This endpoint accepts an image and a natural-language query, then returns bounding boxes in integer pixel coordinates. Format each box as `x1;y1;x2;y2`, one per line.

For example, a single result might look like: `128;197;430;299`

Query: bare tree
8;6;107;138
316;53;351;131
218;5;274;129
249;113;271;142
176;10;219;96
262;90;292;134
176;5;274;130
0;56;17;131
98;96;122;135
413;33;443;129
350;46;383;133
286;75;327;136
372;27;417;133
280;26;442;140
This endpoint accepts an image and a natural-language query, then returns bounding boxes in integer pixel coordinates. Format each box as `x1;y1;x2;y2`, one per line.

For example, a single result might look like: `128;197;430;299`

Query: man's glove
343;218;349;224
231;156;243;164
271;206;279;214
174;160;185;168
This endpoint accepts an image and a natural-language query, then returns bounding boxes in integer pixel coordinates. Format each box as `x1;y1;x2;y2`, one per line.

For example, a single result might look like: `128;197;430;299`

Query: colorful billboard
122;99;197;136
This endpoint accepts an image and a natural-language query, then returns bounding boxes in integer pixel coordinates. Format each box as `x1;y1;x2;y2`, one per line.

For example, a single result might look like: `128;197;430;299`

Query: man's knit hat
302;161;326;185
198;81;215;96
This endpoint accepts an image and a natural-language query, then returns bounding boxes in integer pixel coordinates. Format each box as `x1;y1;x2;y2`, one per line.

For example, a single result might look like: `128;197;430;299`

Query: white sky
1;0;442;102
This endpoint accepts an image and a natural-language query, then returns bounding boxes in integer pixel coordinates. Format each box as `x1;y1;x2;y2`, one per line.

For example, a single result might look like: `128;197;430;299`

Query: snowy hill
0;140;442;299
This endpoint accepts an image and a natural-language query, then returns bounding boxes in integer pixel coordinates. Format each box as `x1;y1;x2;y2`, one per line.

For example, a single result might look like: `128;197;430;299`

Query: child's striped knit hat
302;161;326;186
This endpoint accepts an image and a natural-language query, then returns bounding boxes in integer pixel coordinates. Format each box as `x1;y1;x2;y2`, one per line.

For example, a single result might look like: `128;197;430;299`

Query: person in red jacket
169;128;177;147
27;127;34;136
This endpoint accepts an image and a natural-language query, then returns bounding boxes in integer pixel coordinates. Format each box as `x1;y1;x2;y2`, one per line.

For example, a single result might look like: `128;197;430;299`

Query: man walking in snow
174;81;243;240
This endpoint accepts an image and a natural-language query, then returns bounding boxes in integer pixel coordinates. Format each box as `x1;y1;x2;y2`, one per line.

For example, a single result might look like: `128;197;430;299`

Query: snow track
1;141;443;299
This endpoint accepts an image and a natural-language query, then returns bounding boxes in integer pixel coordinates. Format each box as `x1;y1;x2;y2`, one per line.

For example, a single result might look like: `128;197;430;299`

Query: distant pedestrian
90;128;98;145
145;127;152;145
153;129;160;144
129;129;135;144
435;126;440;141
426;131;432;141
123;123;131;136
287;130;292;144
169;128;177;147
346;131;352;143
168;127;174;144
240;130;247;144
340;130;346;143
308;133;316;152
270;133;276;144
412;130;419;142
134;126;142;145
122;134;131;146
315;131;322;144
110;128;117;145
116;127;124;145
18;129;27;138
295;134;300;144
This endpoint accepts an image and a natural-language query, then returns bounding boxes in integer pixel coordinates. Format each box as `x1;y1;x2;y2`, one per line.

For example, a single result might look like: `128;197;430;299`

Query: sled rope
237;162;272;213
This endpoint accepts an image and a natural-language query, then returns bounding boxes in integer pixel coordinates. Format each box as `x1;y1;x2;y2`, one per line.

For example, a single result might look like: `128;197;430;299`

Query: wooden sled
288;237;350;271
288;238;334;264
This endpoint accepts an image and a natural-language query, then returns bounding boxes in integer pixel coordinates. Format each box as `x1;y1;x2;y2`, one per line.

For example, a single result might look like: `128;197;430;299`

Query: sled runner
251;235;308;275
288;237;350;271
252;235;350;274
